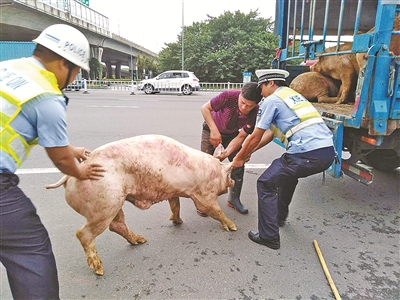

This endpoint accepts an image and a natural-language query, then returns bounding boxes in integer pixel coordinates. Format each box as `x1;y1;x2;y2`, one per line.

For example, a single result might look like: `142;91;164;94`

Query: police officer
232;69;335;250
0;24;105;299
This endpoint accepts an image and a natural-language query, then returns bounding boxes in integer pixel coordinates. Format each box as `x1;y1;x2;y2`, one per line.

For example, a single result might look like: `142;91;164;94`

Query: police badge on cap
255;69;290;88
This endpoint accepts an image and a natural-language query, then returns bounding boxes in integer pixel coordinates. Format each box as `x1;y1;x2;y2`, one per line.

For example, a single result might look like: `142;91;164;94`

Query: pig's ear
220;161;233;173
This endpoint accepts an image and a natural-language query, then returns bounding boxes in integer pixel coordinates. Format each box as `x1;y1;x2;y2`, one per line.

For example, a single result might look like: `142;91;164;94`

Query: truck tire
360;149;400;171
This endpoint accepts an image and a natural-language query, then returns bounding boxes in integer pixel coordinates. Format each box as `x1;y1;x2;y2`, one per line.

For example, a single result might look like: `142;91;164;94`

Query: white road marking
86;105;139;108
16;164;270;175
245;164;271;169
16;168;61;174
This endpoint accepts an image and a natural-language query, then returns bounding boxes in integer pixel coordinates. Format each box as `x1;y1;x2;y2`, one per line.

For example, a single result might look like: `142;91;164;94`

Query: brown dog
46;134;236;275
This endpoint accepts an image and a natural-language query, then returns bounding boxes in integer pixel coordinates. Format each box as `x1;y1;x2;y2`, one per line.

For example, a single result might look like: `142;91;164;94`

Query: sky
89;0;276;53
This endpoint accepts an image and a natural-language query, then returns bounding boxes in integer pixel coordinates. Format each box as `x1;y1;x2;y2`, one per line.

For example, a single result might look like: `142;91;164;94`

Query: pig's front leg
192;195;237;231
109;209;147;244
207;208;238;231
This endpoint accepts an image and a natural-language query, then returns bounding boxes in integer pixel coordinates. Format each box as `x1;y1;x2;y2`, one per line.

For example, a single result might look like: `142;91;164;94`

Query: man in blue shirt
0;24;105;299
232;69;335;250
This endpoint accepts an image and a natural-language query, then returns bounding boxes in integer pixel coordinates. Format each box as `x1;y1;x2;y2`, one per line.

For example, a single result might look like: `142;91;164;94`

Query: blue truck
273;0;400;184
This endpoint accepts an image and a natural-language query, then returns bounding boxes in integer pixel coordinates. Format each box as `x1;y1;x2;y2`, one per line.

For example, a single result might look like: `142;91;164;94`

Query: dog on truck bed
46;134;236;275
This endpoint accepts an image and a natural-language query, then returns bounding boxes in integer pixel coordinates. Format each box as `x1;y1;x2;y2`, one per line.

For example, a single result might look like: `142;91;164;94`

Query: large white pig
46;134;236;275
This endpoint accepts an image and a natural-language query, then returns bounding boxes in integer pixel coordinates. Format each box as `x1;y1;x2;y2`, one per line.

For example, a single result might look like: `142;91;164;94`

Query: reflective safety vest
0;58;62;167
271;87;324;147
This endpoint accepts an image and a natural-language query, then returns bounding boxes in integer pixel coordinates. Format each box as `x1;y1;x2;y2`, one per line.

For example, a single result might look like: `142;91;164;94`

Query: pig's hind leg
317;94;339;103
76;220;111;276
109;209;147;244
168;196;183;224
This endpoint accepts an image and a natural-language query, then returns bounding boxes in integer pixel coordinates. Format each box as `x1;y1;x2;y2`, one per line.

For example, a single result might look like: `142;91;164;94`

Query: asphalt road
1;90;399;300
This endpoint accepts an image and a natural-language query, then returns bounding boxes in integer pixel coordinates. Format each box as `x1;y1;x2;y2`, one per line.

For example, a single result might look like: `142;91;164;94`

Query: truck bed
313;102;355;119
313;102;400;133
312;102;369;129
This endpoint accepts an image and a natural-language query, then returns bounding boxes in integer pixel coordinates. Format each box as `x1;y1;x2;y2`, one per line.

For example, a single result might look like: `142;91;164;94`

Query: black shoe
248;230;280;249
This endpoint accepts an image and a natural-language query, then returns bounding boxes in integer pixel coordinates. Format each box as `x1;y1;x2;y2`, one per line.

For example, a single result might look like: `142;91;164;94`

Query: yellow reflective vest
271;87;324;147
0;58;62;167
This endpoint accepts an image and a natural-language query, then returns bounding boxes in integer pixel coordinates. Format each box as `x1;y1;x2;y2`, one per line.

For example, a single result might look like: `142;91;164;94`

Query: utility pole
181;0;184;70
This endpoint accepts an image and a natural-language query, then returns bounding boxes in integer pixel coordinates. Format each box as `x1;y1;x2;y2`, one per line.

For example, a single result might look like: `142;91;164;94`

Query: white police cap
256;69;290;88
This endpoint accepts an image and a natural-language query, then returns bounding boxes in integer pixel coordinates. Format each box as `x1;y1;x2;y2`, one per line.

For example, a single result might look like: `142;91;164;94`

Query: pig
310;42;359;104
311;15;400;104
46;134;236;275
356;15;400;69
289;72;340;103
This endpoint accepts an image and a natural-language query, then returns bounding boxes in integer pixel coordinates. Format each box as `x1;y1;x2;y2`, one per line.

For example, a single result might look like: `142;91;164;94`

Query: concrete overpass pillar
91;45;104;62
115;60;122;79
105;61;113;79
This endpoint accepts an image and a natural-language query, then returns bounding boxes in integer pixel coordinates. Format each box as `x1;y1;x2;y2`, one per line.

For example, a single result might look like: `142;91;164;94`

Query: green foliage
136;55;158;80
89;57;102;79
283;40;304;66
157;10;278;82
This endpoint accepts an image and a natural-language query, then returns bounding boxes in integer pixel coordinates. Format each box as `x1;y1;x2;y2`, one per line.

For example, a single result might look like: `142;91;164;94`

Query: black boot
227;167;248;214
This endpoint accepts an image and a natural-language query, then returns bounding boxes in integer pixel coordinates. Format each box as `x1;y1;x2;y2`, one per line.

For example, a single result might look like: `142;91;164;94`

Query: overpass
0;0;158;79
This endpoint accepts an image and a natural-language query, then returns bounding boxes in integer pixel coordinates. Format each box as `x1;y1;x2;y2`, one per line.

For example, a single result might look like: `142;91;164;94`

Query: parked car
138;70;200;95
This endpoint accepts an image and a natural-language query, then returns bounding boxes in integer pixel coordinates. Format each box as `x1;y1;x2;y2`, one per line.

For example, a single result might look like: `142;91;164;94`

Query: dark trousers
201;122;240;161
257;146;335;240
0;173;60;300
201;123;245;181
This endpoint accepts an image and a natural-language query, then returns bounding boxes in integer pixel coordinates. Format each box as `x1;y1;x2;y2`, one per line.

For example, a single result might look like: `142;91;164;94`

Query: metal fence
15;0;109;31
65;80;245;93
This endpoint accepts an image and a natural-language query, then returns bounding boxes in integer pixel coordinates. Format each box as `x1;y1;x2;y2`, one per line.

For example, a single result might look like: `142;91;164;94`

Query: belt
0;173;19;190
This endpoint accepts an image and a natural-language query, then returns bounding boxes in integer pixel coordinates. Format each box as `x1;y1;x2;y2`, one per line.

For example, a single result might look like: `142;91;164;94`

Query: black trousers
0;173;59;300
256;146;335;240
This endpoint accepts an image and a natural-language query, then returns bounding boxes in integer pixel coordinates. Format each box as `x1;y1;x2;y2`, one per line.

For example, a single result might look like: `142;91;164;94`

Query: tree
158;10;278;82
136;55;158;80
89;57;102;79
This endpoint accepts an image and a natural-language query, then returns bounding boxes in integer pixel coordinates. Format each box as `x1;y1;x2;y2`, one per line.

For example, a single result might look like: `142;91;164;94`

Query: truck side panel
0;41;36;62
273;0;400;182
